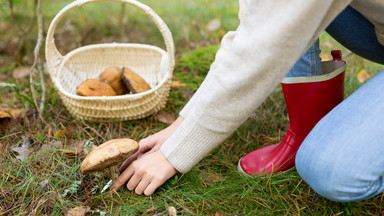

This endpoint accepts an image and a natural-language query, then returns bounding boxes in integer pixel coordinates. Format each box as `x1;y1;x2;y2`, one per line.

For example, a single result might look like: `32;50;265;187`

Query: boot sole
237;157;294;178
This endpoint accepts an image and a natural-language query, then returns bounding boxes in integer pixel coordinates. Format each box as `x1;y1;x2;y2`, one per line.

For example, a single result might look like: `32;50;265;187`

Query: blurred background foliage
0;0;239;68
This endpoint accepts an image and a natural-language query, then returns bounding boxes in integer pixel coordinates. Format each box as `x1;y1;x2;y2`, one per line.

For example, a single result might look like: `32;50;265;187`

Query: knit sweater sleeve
161;0;351;173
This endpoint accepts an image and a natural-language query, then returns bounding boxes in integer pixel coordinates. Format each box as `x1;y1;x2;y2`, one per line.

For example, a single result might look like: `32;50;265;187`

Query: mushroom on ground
80;138;139;174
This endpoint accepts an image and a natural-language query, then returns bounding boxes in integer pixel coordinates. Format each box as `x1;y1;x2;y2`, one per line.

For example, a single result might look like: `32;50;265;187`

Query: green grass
1;0;384;215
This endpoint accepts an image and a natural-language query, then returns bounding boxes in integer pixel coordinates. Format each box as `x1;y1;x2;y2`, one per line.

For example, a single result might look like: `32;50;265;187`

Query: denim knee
296;140;347;202
296;134;384;202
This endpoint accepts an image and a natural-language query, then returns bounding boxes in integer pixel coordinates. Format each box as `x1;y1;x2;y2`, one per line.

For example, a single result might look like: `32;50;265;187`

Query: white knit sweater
160;0;384;173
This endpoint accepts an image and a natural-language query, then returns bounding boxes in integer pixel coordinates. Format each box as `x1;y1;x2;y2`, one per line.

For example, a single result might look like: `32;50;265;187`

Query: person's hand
118;116;184;172
111;150;177;196
110;116;183;195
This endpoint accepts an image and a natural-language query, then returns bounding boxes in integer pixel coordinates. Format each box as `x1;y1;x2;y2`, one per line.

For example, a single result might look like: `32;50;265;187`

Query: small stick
29;0;46;122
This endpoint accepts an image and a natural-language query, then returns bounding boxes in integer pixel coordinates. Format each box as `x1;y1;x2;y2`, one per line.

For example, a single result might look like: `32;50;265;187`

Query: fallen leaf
143;207;157;214
0;111;12;132
12;66;31;80
0;105;22;133
64;140;97;158
215;212;224;216
38;141;62;153
65;206;90;216
55;128;69;137
357;69;371;83
11;137;31;160
206;19;221;32
171;80;187;89
0;105;22;119
320;53;329;61
156;110;175;125
63;140;86;157
201;172;223;184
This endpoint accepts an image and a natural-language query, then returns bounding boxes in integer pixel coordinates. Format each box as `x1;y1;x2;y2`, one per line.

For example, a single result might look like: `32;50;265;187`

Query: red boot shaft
239;51;346;176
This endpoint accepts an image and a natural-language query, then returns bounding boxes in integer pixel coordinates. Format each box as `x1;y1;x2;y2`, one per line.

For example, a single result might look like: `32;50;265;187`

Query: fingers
133;178;151;195
138;134;157;148
119;135;157;172
126;165;142;191
138;145;161;159
119;151;141;172
144;180;165;196
112;151;177;196
124;170;165;196
110;165;134;191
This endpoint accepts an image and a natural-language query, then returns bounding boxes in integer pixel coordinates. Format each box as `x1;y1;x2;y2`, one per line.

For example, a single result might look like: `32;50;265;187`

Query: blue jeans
286;39;322;77
290;6;384;202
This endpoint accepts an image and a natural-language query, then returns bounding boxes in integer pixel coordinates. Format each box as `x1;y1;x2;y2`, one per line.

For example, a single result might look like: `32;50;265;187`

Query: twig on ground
37;58;46;117
29;0;46;122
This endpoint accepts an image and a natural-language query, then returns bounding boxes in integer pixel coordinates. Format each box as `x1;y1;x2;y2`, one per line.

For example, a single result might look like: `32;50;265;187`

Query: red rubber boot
238;51;346;176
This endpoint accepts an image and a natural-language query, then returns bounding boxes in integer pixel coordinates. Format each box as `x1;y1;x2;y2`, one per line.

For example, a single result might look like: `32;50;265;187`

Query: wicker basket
45;0;175;122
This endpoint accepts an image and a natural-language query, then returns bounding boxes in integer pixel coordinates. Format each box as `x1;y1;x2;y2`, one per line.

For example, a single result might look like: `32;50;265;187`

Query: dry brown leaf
11;137;31;161
63;140;86;157
0;111;11;118
156;110;175;125
215;212;224;216
65;206;90;216
320;53;329;61
0;105;22;119
64;140;97;158
171;80;187;89
357;69;371;83
55;128;70;137
202;172;223;184
12;66;31;80
0;111;12;132
143;207;158;214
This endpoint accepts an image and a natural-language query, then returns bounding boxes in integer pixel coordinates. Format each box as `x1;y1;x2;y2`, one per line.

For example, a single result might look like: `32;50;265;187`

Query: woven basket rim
53;43;171;101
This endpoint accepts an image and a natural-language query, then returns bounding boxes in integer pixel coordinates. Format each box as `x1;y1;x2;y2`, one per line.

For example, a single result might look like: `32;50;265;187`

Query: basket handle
45;0;175;80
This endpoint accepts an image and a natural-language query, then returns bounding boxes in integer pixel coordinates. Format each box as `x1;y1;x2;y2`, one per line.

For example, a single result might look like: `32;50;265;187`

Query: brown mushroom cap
99;66;129;95
76;79;117;97
80;138;139;174
122;67;151;94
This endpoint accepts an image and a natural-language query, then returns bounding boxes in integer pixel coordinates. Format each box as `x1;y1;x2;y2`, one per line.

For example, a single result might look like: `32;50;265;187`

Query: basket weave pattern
45;0;175;121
